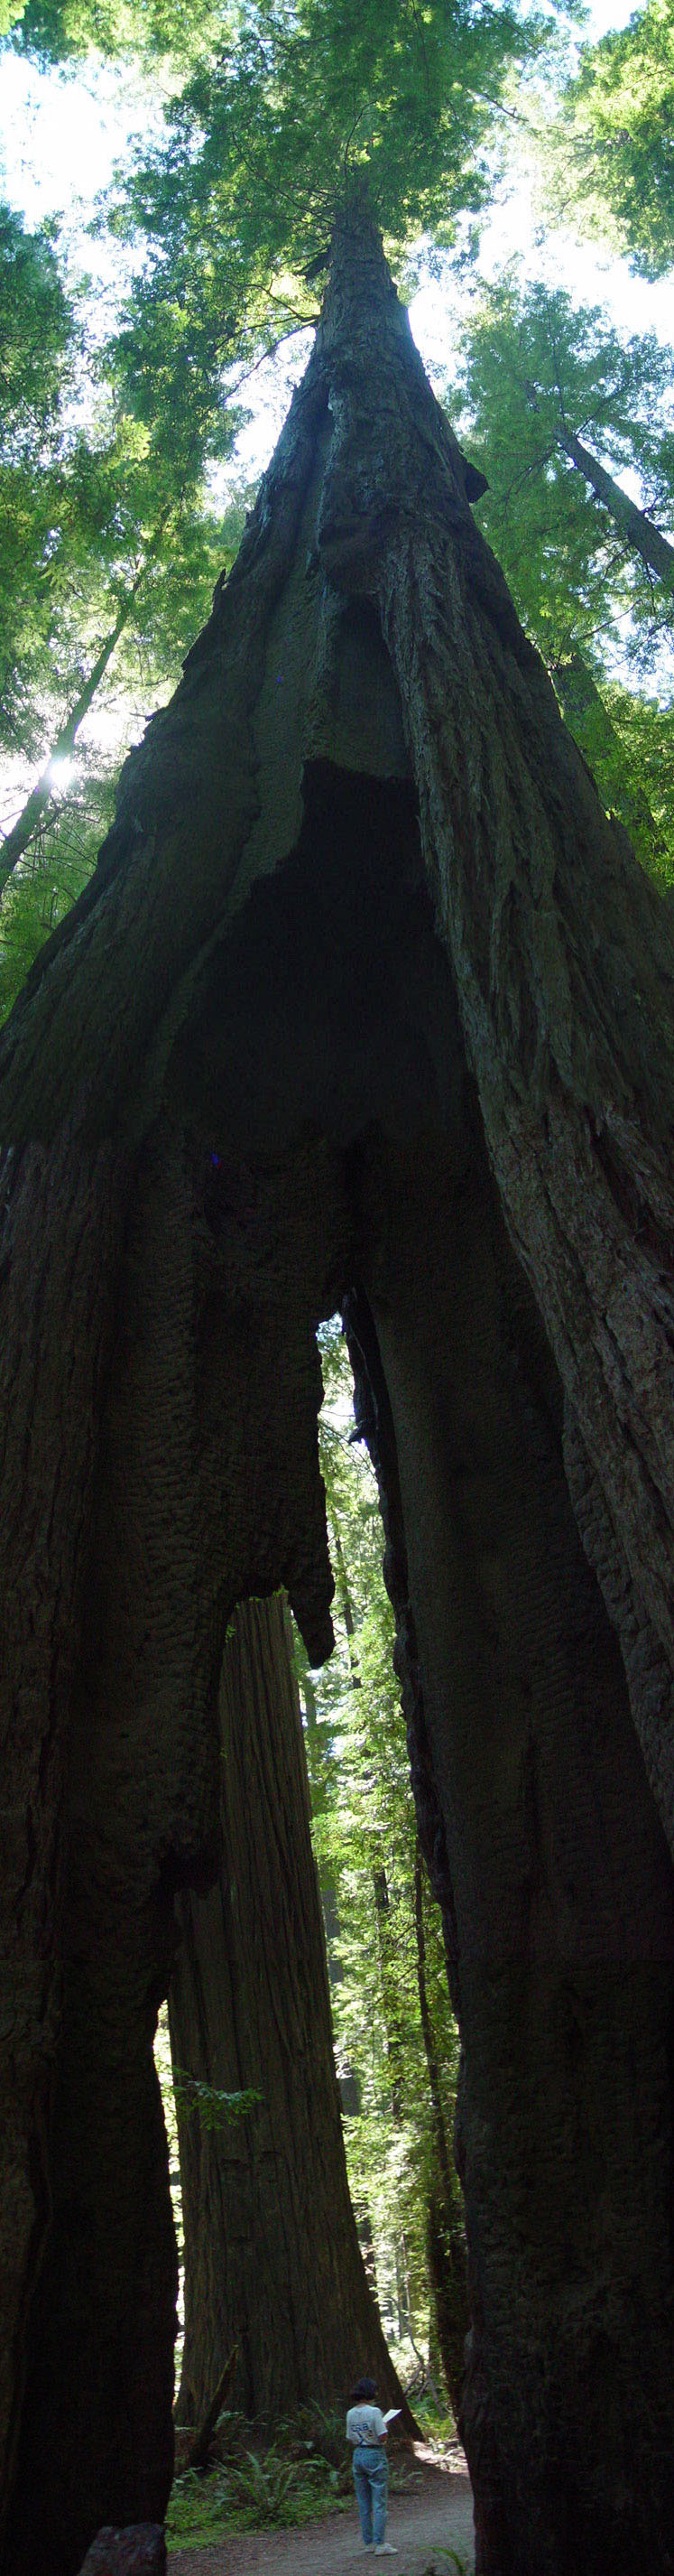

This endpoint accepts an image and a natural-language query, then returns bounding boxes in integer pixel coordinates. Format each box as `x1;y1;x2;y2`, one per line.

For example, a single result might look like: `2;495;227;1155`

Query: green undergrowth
410;2386;458;2451
166;2402;423;2551
166;2459;347;2548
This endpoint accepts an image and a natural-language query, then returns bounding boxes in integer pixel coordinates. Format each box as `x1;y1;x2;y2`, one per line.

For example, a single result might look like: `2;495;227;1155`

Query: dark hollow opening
170;759;466;1162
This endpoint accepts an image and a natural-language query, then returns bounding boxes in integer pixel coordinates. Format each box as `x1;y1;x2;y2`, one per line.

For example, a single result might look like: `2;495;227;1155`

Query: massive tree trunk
170;1591;409;2428
2;186;674;2575
345;1113;674;2574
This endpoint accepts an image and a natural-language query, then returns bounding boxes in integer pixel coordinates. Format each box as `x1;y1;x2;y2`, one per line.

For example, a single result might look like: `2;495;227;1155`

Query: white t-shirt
346;2403;387;2449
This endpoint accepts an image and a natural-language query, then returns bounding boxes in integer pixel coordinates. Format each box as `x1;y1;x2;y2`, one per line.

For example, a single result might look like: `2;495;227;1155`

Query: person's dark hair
348;2377;378;2404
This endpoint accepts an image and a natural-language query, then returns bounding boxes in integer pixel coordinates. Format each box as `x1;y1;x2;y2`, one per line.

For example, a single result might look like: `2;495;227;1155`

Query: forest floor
167;2448;475;2575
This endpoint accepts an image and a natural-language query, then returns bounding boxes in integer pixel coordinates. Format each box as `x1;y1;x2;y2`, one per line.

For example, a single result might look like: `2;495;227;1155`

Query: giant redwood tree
1;186;674;2575
170;1589;408;2427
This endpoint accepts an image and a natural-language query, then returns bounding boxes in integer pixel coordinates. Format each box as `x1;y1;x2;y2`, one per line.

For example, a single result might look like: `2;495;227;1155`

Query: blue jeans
352;2444;388;2546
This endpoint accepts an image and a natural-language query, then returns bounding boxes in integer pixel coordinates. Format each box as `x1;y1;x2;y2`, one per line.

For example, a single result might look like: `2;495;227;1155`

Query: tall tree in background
309;1334;467;2409
170;1590;409;2429
455;275;674;596
447;273;674;872
0;252;245;916
0;197;78;760
552;0;674;278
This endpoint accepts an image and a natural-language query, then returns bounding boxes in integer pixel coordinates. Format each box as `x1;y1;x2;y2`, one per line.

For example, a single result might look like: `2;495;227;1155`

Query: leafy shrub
167;2421;356;2542
288;2400;346;2466
166;2465;232;2543
209;2406;251;2461
228;2446;320;2525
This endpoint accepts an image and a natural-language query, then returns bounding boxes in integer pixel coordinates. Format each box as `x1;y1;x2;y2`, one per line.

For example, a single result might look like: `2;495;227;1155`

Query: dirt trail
168;2453;475;2576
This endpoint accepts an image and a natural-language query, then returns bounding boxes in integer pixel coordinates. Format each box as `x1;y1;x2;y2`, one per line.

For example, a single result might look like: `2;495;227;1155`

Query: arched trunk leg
351;1118;674;2576
4;1122;344;2571
0;1130;125;2556
5;1887;177;2576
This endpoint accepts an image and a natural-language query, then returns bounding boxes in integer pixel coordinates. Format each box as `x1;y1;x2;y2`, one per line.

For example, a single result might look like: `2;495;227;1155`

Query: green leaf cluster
0;197;79;753
106;0;545;376
0;172;249;1005
171;2069;263;2129
552;0;674;277
0;759;114;1018
445;269;674;876
7;0;225;62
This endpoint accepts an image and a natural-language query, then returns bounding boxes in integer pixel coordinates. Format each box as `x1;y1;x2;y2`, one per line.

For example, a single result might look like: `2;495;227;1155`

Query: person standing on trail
346;2376;397;2555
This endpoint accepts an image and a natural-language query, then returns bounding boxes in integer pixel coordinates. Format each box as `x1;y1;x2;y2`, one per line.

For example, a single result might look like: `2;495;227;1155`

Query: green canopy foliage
0;196;73;439
0;483;245;1015
552;0;674;276
0;761;114;1018
5;0;217;60
450;271;674;624
0;199;79;749
1;0;672;1036
101;0;550;480
0;140;249;967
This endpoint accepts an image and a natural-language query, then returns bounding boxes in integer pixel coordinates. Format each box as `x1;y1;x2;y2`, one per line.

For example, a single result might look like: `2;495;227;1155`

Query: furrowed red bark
0;1128;125;2546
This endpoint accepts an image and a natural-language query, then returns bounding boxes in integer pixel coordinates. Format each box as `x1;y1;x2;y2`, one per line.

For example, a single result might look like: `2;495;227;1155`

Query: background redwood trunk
556;420;674;591
413;1849;468;2415
171;1593;411;2428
